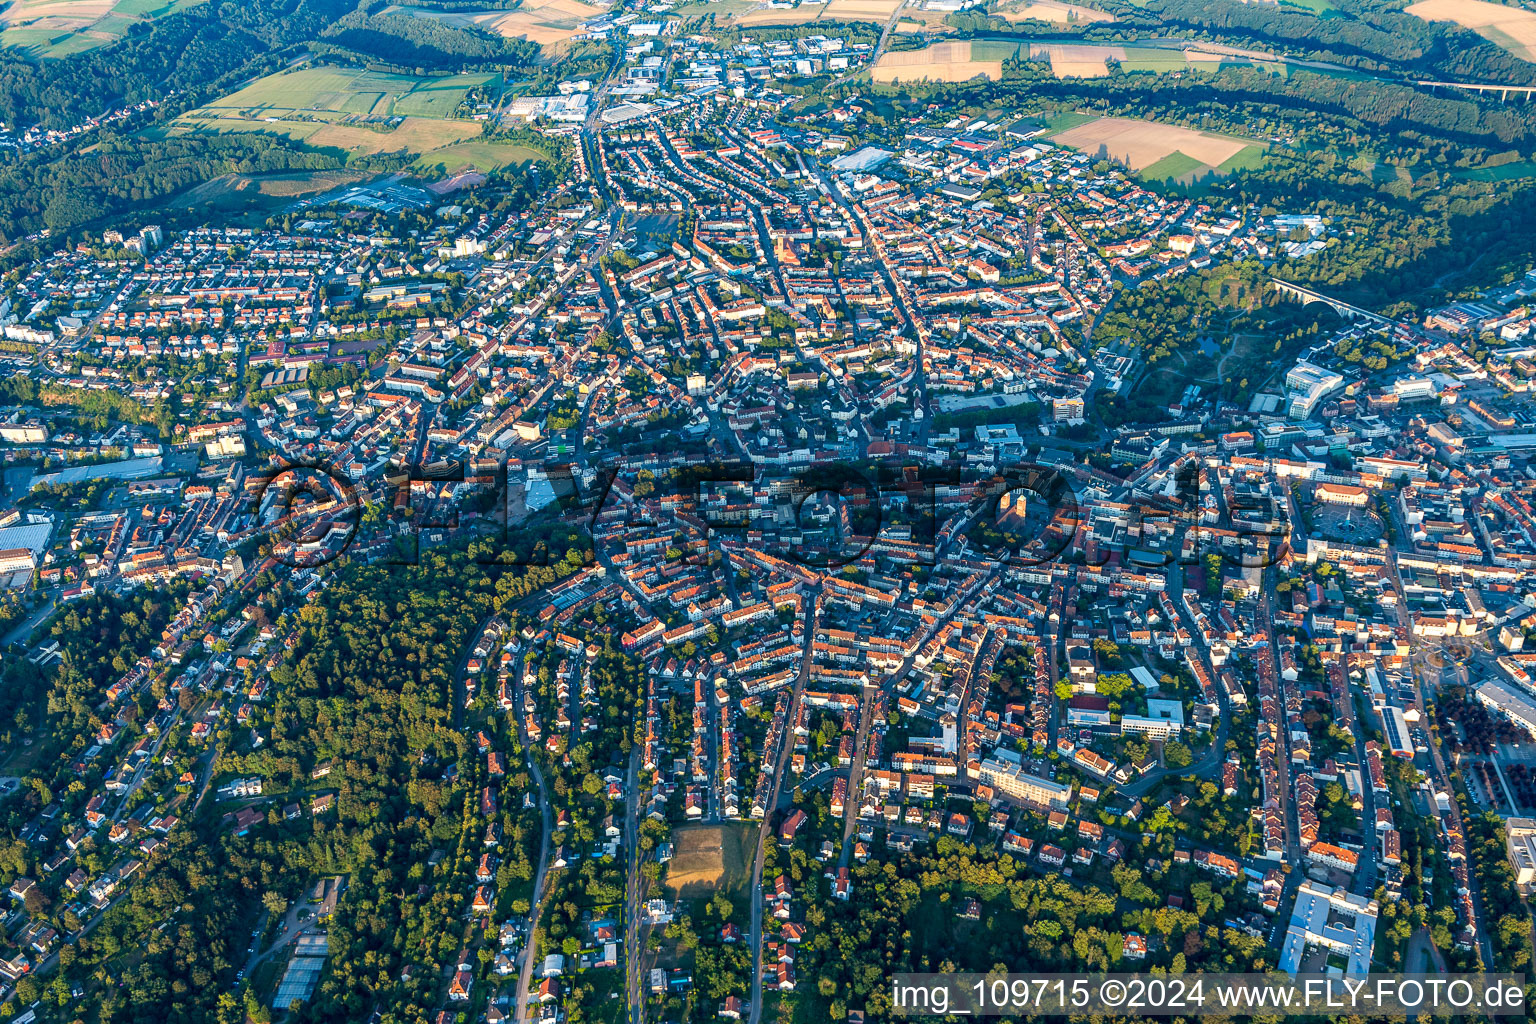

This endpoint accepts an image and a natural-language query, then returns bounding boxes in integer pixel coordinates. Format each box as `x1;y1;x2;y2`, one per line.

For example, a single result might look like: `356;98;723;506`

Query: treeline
0;0;358;131
1143;0;1536;86
1025;65;1536;148
316;8;541;69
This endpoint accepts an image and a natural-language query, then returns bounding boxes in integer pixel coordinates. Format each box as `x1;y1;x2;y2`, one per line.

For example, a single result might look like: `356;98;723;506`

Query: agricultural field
0;0;205;57
1460;159;1536;181
386;0;604;49
1020;41;1286;77
169;66;540;172
181;67;497;122
1038;41;1121;76
820;0;903;21
992;0;1112;24
872;39;1002;82
1406;0;1536;62
1049;115;1266;181
411;138;554;173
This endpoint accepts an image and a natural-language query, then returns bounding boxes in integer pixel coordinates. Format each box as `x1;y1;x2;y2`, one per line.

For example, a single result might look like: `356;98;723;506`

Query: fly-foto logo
245;455;1290;572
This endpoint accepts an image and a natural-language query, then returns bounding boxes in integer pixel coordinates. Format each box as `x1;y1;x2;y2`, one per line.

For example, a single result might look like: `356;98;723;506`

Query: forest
1142;0;1536;86
316;7;542;70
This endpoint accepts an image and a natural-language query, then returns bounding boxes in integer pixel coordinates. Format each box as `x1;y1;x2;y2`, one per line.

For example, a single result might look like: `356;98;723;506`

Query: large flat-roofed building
1120;698;1185;740
1285;361;1346;420
30;456;164;488
271;932;328;1009
1279;880;1378;977
1379;704;1414;759
1475;679;1536;737
0;548;35;575
977;757;1071;810
1507;818;1536;894
0;522;50;583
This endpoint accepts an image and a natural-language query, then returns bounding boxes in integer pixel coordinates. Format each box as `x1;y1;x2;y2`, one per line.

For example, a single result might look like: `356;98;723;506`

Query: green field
1460;160;1536;182
1140;150;1207;181
1041;110;1096;135
412;139;554;173
185;67;498;123
171;66;508;164
1278;0;1341;14
1215;143;1266;173
970;38;1027;61
1137;141;1265;183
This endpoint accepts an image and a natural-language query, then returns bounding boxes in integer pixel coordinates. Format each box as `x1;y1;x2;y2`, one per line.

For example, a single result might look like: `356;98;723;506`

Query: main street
514;651;556;1024
746;596;818;1024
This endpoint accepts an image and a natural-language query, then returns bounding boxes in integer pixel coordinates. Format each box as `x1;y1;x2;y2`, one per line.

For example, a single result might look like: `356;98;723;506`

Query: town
2;2;1536;1022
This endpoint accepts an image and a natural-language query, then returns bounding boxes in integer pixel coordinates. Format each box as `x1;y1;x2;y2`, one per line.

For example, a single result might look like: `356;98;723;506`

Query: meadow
171;66;548;172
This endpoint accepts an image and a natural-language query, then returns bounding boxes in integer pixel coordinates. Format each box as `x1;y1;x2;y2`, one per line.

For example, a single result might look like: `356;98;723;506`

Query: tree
1164;742;1193;769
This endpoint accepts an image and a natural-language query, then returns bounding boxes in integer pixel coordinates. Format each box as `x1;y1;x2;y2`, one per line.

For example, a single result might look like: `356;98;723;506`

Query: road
1414;647;1499;969
622;742;646;1024
2;594;56;649
110;706;182;822
835;566;999;867
453;612;500;730
869;3;905;65
514;650;556;1024
747;596;817;1024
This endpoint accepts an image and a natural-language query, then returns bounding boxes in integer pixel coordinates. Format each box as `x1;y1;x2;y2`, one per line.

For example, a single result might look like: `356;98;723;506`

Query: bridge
1417;80;1536;102
1270;279;1391;326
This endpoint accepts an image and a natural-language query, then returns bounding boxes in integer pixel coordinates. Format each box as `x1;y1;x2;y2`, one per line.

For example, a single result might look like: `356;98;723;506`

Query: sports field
0;0;205;57
872;39;1002;82
386;0;602;47
1406;0;1536;62
1050;115;1265;180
